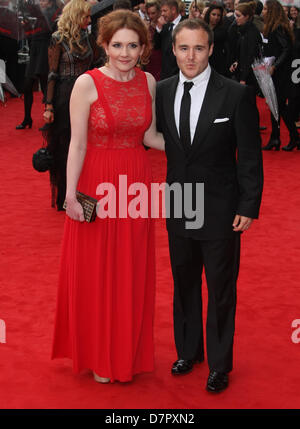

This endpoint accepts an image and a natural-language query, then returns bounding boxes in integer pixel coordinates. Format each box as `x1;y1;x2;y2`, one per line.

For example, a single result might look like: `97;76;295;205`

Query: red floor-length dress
51;68;156;382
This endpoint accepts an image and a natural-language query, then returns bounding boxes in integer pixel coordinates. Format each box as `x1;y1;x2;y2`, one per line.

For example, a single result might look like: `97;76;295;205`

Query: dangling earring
136;56;141;68
105;54;110;66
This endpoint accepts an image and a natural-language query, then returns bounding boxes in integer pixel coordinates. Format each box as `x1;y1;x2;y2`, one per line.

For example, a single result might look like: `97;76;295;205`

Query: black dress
263;26;298;142
25;5;60;78
234;21;262;86
17;4;60;125
209;24;228;76
44;31;105;210
288;23;300;122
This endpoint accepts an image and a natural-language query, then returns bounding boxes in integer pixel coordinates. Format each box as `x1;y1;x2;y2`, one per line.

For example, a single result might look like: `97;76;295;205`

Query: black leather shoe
16;119;32;130
282;140;300;151
262;139;281;151
171;359;199;375
206;370;229;393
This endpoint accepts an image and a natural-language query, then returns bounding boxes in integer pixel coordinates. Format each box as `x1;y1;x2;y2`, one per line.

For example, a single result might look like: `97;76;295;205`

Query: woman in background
289;6;299;25
43;0;104;210
188;0;205;19
16;0;59;129
261;0;299;151
229;1;261;86
204;4;228;76
145;1;162;81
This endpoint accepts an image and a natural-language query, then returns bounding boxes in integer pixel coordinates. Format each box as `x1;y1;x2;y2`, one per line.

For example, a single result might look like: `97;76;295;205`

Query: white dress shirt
174;65;211;144
170;14;182;30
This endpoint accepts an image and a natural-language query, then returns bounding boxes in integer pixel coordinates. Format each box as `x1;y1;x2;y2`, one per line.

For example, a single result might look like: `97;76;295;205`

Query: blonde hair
54;0;91;52
189;0;205;17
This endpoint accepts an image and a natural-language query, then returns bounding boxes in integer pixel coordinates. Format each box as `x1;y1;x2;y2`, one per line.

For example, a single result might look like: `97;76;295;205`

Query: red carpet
0;92;300;409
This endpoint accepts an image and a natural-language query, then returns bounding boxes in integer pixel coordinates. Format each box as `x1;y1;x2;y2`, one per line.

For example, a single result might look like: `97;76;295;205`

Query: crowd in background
1;0;300;155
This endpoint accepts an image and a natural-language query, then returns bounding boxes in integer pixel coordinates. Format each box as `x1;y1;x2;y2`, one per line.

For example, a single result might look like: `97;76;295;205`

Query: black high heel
262;139;281;151
282;140;300;151
16;119;32;130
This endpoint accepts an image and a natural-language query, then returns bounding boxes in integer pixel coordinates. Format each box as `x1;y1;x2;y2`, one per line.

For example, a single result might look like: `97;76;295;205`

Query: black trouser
168;232;241;374
271;79;299;141
22;75;48;121
270;98;299;141
0;35;19;90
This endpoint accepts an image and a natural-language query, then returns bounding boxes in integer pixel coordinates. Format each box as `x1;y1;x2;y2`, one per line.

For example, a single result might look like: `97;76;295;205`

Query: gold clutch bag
63;191;98;223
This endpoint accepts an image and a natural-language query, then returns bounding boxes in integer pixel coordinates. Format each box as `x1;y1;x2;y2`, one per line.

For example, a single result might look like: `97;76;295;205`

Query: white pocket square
214;118;229;123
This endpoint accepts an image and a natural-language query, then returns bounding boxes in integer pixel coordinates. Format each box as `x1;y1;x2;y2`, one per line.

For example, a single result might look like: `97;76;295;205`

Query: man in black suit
156;18;263;393
155;0;185;80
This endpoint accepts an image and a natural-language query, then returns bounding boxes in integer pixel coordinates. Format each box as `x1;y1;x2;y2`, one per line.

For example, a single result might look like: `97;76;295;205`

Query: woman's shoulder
75;71;97;90
270;25;293;44
270;25;287;36
51;31;61;42
71;72;98;104
50;32;66;49
247;21;262;38
143;70;156;85
143;71;156;95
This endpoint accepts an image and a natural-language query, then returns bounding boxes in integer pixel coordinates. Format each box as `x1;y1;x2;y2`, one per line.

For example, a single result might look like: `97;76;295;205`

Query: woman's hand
230;61;238;73
65;197;85;222
43;104;54;123
143;73;165;151
43;110;54;123
269;65;275;76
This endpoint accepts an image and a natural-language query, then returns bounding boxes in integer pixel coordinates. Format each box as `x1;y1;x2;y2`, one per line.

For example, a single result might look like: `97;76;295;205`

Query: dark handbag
32;146;53;172
63;191;98;223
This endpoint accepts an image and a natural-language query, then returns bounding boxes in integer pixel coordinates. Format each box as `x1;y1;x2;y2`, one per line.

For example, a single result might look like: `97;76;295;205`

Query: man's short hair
160;0;179;13
172;18;214;47
113;0;132;10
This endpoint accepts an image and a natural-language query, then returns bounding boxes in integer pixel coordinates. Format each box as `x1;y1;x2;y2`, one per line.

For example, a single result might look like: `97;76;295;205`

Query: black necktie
179;81;194;152
168;22;174;32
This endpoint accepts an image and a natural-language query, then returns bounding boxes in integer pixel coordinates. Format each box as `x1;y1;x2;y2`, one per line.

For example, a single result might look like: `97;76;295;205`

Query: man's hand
232;215;253;232
157;15;166;29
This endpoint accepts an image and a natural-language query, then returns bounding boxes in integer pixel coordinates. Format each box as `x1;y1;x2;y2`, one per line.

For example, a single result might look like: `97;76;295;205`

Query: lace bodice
86;68;152;149
46;32;105;103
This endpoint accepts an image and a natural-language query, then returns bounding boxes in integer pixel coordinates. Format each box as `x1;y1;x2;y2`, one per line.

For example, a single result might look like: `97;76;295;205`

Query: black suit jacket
156;16;185;80
263;26;293;100
156;69;264;240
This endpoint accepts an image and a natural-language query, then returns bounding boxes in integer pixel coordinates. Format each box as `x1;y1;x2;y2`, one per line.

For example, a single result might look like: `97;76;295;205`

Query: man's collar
172;14;181;26
179;64;211;87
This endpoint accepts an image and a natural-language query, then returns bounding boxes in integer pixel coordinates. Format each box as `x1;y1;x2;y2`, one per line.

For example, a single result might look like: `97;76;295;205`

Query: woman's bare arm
65;73;97;221
143;72;165;151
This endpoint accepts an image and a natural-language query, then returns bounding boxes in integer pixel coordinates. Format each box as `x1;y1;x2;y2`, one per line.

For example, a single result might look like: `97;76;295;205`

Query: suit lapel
189;70;225;157
163;75;183;151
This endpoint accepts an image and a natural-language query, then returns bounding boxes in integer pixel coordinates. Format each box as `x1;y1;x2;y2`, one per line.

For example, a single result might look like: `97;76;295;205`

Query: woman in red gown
51;10;165;383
